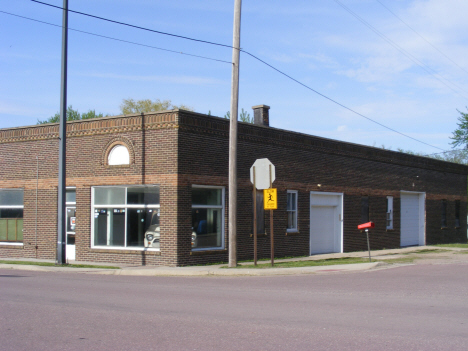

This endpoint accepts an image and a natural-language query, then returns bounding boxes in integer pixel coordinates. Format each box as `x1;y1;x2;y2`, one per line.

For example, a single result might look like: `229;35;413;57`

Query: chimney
252;105;270;127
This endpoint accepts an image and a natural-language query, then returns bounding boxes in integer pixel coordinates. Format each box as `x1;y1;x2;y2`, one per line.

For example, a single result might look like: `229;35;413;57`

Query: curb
0;261;388;276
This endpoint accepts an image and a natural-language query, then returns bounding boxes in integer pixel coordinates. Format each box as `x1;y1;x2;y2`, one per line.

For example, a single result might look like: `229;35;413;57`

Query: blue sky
1;0;468;154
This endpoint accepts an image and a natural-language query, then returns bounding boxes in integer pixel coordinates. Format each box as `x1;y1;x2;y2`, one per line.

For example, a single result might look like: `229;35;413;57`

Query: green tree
396;148;468;165
224;108;253;123
451;108;468;149
37;106;107;124
120;98;193;115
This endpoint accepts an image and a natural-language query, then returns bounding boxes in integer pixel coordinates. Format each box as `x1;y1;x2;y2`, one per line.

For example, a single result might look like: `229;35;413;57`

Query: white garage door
310;193;343;255
400;192;425;247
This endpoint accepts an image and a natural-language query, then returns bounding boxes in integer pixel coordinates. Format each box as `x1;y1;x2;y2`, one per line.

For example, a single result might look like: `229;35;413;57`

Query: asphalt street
1;263;467;350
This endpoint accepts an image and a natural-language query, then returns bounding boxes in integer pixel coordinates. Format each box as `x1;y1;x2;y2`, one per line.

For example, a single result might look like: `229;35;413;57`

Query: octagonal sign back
250;158;275;190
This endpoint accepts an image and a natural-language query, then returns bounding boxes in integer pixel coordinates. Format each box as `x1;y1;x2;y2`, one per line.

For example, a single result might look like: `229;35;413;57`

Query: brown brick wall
177;112;467;264
0;113;181;266
1;110;467;266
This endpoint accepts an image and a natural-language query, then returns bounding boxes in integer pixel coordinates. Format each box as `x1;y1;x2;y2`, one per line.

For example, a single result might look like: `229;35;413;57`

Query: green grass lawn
435;243;468;249
406;249;447;254
0;260;119;269
229;257;377;269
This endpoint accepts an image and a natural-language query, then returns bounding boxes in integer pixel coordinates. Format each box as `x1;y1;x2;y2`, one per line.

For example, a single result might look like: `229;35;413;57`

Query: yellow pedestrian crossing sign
264;188;277;210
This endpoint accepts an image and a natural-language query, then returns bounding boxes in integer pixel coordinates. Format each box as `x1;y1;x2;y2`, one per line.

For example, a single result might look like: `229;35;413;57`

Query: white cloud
316;0;468;90
337;125;347;132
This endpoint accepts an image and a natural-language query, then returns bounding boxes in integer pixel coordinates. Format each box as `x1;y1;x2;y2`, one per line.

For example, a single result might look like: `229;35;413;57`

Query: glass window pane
67;234;75;245
0;220;7;240
127;187;160;205
287;212;294;229
108;145;130;165
0;209;23;218
93;208;125;246
17;219;23;241
66;189;76;204
287;192;297;211
94;188;125;205
7;219;17;241
67;208;76;233
126;208;150;247
192;208;222;249
0;189;23;206
143;209;160;249
192;188;222;206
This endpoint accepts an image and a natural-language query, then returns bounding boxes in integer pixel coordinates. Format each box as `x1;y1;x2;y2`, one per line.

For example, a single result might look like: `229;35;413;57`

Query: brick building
0;106;467;266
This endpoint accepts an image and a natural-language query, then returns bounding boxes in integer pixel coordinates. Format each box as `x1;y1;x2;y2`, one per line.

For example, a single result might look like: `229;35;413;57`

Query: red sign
357;222;374;230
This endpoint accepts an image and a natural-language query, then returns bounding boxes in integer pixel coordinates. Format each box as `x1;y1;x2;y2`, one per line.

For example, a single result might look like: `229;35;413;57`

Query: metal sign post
253;166;257;266
251;158;276;267
57;0;68;265
365;229;371;263
357;222;375;263
269;164;274;266
263;188;277;266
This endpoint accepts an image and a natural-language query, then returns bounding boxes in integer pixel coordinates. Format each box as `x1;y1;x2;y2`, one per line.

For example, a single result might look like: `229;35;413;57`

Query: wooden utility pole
228;0;242;268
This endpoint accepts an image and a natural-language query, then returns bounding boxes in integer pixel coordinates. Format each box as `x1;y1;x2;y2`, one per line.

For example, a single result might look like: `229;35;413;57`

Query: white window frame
386;196;393;230
0;188;24;246
91;185;160;251
191;185;225;251
287;190;298;232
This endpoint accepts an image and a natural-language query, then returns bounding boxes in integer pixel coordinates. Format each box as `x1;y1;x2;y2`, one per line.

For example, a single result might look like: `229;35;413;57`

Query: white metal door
400;192;425;247
310;206;336;254
310;192;343;255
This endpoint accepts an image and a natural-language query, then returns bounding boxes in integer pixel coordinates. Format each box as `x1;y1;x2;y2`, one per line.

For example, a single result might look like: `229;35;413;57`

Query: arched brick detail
102;136;135;166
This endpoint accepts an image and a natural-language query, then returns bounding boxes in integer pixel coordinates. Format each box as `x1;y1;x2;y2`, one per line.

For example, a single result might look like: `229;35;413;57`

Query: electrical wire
240;50;445;151
374;0;468;77
30;0;234;49
332;0;468;101
17;2;449;151
424;149;466;157
0;10;232;64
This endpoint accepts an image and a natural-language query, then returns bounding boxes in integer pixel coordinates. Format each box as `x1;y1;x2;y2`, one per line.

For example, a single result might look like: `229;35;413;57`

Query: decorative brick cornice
0;111;177;144
2;109;467;175
177;111;468;175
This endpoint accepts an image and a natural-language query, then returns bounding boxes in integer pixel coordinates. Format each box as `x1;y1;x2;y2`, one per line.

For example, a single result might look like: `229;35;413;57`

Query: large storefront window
92;186;160;249
191;186;224;250
0;189;24;243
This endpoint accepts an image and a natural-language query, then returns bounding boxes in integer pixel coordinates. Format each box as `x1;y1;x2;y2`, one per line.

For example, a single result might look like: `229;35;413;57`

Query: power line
0;10;232;64
332;0;468;101
374;0;468;77
20;2;447;151
30;0;234;49
424;149;466;157
241;50;445;151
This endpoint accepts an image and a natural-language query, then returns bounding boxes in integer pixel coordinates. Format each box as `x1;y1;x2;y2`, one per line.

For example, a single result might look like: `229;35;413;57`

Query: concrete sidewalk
0;245;459;277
